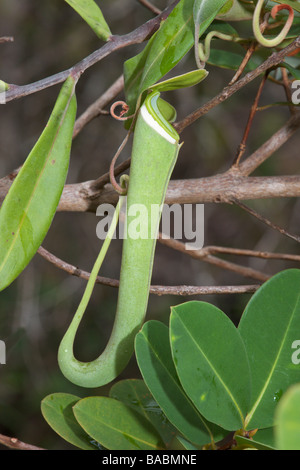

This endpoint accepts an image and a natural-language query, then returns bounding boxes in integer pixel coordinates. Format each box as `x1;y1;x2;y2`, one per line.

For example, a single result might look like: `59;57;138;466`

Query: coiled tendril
253;0;294;48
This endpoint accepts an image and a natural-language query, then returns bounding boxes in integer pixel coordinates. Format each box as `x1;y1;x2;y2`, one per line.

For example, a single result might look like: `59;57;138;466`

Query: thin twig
138;0;162;15
281;66;296;116
232;71;269;167
157;236;270;282
228;17;269;86
238;112;300;176
229;43;257;86
37;246;260;296
0;433;44;450
203;245;300;263
174;36;300;134
231;198;300;244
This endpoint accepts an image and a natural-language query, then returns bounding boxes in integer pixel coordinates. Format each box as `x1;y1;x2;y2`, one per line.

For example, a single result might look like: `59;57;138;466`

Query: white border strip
140;104;177;145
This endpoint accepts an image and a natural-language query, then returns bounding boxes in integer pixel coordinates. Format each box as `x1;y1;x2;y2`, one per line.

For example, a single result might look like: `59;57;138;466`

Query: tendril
110;101;132;121
253;0;294;48
198;31;241;65
109;131;131;195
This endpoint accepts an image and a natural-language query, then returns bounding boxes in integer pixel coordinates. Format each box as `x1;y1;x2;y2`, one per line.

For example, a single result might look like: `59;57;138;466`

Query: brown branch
228;16;269;86
0;433;44;450
2;171;300;213
174;36;300;134
37;246;258;296
157;236;269;282
281;66;296;116
238;112;300;176
2;101;299;210
56;175;300;212
232;72;269;167
229;43;257;86
231;198;300;244
3;1;180;103
203;245;300;263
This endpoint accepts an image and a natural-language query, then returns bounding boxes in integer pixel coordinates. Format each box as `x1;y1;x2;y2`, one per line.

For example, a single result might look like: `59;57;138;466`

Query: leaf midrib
174;313;245;426
138;13;193;96
245;291;300;429
140;330;213;438
75;406;162;450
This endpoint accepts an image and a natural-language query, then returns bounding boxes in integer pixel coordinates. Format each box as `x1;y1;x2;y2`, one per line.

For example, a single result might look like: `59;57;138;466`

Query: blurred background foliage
0;0;299;449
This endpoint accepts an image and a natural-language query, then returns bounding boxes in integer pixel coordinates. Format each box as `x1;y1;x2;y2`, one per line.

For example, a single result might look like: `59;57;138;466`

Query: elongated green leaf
0;77;77;291
238;269;300;431
124;0;213;115
170;301;251;431
135;320;226;446
65;0;111;40
275;384;300;450
151;69;208;92
41;393;98;450
109;379;176;447
73;397;165;450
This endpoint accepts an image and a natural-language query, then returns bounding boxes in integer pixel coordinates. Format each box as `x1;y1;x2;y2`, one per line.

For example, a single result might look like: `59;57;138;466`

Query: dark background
0;0;299;449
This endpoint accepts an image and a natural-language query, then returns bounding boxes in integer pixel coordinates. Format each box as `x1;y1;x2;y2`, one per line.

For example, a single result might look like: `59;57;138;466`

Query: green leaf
150;69;208;92
0;76;77;292
176;436;200;450
234;434;277;451
193;0;232;43
238;269;300;431
207;49;257;71
275;384;300;450
135;320;226;446
254;427;277;449
109;379;177;447
41;393;98;450
73;397;165;450
124;0;212;115
170;301;251;431
64;0;111;40
281;62;300;80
